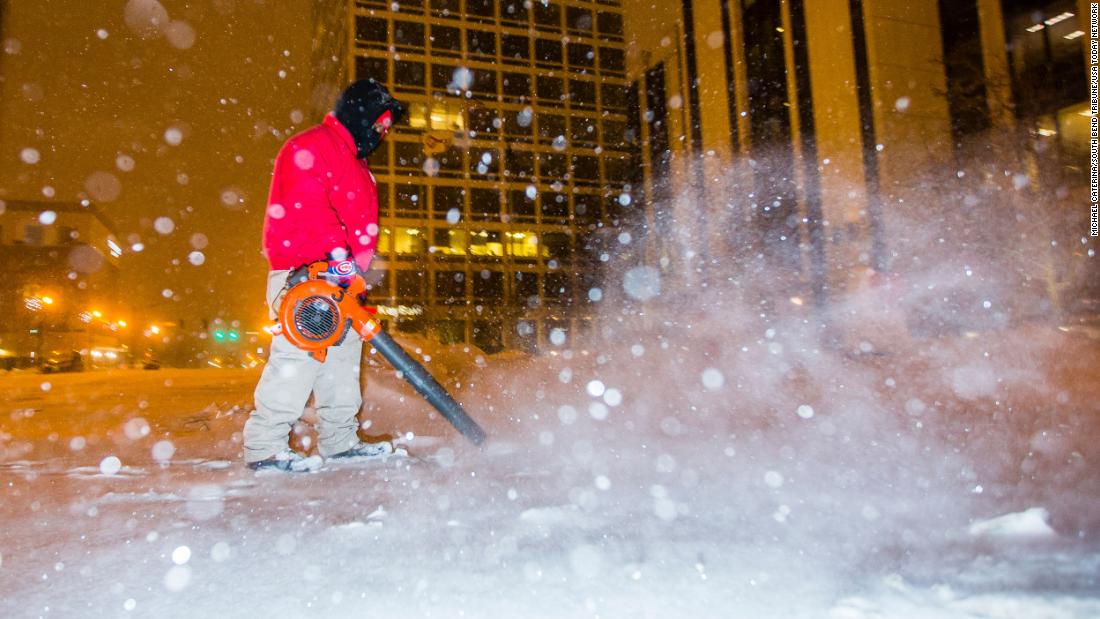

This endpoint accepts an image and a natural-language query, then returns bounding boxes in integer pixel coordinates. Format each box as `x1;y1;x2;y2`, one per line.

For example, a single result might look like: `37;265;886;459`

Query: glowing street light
149;325;161;335
41;296;55;305
116;320;128;328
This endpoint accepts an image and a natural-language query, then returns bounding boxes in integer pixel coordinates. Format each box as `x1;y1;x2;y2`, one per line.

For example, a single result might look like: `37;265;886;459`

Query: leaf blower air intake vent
294;296;339;341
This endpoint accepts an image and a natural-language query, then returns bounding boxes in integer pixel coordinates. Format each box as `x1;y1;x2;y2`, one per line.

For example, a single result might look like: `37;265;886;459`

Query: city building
317;0;642;352
619;0;1097;314
0;200;125;367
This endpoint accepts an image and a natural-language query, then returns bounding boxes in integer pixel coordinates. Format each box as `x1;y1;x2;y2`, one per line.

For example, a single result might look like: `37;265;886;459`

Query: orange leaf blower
276;261;486;445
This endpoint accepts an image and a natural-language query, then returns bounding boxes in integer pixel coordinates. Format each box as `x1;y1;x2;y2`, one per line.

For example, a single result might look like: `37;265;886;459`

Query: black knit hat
333;79;405;158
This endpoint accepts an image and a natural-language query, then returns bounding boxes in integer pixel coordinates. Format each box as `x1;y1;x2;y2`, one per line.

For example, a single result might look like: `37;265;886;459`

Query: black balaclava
333;79;405;158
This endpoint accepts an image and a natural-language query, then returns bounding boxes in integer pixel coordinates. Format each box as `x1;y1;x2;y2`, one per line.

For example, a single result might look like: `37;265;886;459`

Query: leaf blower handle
368;330;487;446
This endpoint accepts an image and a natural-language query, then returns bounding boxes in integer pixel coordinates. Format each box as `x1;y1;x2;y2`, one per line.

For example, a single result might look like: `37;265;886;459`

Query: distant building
619;0;1096;313
0;200;124;365
314;0;643;352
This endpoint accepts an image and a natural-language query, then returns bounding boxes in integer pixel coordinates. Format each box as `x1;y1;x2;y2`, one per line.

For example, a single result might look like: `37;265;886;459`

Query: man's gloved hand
326;258;359;288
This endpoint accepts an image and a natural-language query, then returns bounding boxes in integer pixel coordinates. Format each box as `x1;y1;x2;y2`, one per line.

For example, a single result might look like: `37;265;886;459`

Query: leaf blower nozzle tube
369;330;487;446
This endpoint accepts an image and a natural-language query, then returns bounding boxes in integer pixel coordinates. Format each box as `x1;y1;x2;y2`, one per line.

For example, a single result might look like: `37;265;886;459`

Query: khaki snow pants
243;269;363;462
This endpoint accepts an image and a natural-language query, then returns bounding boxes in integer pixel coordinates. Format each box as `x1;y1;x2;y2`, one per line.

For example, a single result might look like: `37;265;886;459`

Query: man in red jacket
244;79;404;472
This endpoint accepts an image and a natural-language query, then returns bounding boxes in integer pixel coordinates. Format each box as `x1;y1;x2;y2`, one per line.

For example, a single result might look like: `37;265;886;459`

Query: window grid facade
346;0;635;352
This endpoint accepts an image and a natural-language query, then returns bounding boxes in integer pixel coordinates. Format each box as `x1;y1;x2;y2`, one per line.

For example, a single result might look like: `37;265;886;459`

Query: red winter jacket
262;113;379;272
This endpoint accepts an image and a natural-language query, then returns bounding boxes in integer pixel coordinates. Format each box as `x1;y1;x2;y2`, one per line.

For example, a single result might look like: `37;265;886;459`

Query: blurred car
140;351;161;370
40;351;84;374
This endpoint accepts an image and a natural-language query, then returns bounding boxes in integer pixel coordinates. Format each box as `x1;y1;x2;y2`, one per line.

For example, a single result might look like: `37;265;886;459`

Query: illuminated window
376;227;393;255
468;229;503;257
505;231;539;258
430;104;465;130
410;96;467;131
394;227;425;256
406;102;430;129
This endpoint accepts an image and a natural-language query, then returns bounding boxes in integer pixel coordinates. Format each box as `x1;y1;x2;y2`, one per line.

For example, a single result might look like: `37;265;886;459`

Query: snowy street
2;323;1099;618
2;3;1099;616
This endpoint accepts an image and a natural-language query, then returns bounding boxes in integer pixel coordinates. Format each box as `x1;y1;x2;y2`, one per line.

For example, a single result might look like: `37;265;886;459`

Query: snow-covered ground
2;317;1099;618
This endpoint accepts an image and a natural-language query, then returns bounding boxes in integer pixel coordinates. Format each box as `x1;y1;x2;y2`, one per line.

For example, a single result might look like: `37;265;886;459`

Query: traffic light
228;330;239;342
214;330;226;341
